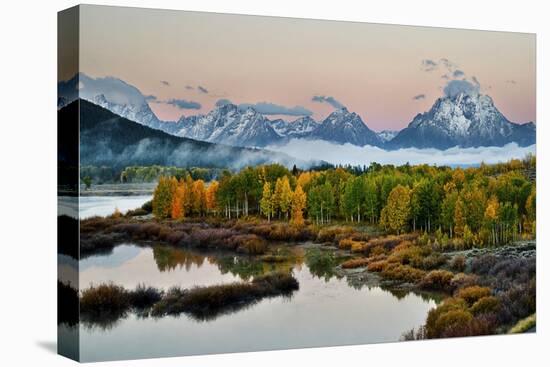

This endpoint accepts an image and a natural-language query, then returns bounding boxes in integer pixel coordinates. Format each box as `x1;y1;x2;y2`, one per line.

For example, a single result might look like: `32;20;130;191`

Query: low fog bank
81;137;322;171
267;139;536;167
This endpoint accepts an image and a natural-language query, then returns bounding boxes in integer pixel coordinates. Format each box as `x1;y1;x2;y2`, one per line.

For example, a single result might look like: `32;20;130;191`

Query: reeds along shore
78;272;299;324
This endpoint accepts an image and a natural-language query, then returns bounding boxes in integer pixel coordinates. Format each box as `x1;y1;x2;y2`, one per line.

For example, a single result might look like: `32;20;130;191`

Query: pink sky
79;5;536;131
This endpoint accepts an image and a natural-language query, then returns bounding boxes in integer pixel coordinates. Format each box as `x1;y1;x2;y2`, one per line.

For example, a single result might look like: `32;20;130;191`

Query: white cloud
267;139;535;167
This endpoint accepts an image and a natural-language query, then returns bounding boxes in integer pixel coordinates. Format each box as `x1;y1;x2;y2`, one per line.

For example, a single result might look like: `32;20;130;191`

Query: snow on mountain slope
377;130;398;143
308;107;383;147
58;73;177;133
388;92;535;149
177;104;281;147
271;116;320;138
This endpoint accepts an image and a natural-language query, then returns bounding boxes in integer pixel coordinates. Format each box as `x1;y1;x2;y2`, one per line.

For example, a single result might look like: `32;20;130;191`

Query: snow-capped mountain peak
308;107;383;147
177;103;280;147
389;92;535;149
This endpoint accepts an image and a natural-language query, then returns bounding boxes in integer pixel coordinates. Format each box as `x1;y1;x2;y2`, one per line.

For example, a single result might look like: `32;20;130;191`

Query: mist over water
268;140;536;167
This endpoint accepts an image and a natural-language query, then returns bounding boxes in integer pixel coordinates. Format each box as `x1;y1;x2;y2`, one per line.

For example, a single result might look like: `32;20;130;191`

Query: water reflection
78;243;439;361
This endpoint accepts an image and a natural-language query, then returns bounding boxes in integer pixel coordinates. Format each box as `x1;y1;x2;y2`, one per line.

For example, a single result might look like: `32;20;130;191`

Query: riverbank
79;214;535;338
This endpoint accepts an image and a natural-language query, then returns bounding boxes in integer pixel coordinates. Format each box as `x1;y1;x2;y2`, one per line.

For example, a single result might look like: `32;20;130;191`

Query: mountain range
58;73;536;150
387;92;536;149
64;99;316;170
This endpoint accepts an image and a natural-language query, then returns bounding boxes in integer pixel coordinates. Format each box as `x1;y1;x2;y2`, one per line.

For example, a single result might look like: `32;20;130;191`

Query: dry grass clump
450;255;466;272
80;273;299;322
450;273;479;291
80;283;130;316
151;272;298;319
341;257;370;269
317;226;355;243
456;286;492;306
367;259;389;272
419;270;455;291
470;296;500;316
381;263;426;283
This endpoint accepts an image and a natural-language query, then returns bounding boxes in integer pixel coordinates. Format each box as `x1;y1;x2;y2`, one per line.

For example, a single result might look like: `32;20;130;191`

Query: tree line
153;155;536;246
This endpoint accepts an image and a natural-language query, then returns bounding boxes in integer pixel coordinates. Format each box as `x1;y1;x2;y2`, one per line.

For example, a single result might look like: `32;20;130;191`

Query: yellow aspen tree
380;185;411;234
260;182;274;221
279;176;293;220
454;198;466;238
484;196;499;245
171;182;185;220
205;180;219;215
290;184;307;226
192;179;207;216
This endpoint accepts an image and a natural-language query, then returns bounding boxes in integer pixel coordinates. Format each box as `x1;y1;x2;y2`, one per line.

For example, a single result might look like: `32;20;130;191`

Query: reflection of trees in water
216;256;264;280
216;248;303;281
152;243;305;281
152;245;206;272
304;248;343;282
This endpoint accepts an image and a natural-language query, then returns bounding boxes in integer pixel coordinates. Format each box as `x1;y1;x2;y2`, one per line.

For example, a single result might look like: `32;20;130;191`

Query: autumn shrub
457;286;492;306
470;255;499;275
269;224;299;241
140;222;163;238
249;222;315;242
381;263;426;283
419;270;454;291
341;258;370;269
367;259;389;272
164;230;189;246
363;236;402;254
369;245;386;257
348;232;371;242
80;216;120;233
450;273;479;291
80;283;130;315
470;296;500;316
317;226;355;243
438;312;498;338
231;234;267;255
450;255;466;272
80;232;124;255
435;309;473;337
497;279;536;324
387;245;426;267
420;253;448;270
351;242;365;253
338;238;356;250
425;297;469;338
187;227;237;248
125;207;149;217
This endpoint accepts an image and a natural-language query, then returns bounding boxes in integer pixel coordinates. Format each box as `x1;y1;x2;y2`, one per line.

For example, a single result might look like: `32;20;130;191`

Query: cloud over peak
166;98;202;110
312;95;345;109
443;79;480;98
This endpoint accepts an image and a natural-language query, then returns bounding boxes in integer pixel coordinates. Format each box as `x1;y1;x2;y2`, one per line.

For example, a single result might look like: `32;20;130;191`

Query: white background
0;0;547;365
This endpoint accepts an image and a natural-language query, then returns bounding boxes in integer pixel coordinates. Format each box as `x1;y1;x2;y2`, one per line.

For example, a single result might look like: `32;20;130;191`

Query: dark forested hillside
59;99;310;170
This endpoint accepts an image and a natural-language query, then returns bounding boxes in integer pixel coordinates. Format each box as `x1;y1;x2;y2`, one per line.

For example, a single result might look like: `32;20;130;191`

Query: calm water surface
78;195;151;219
74;244;438;362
